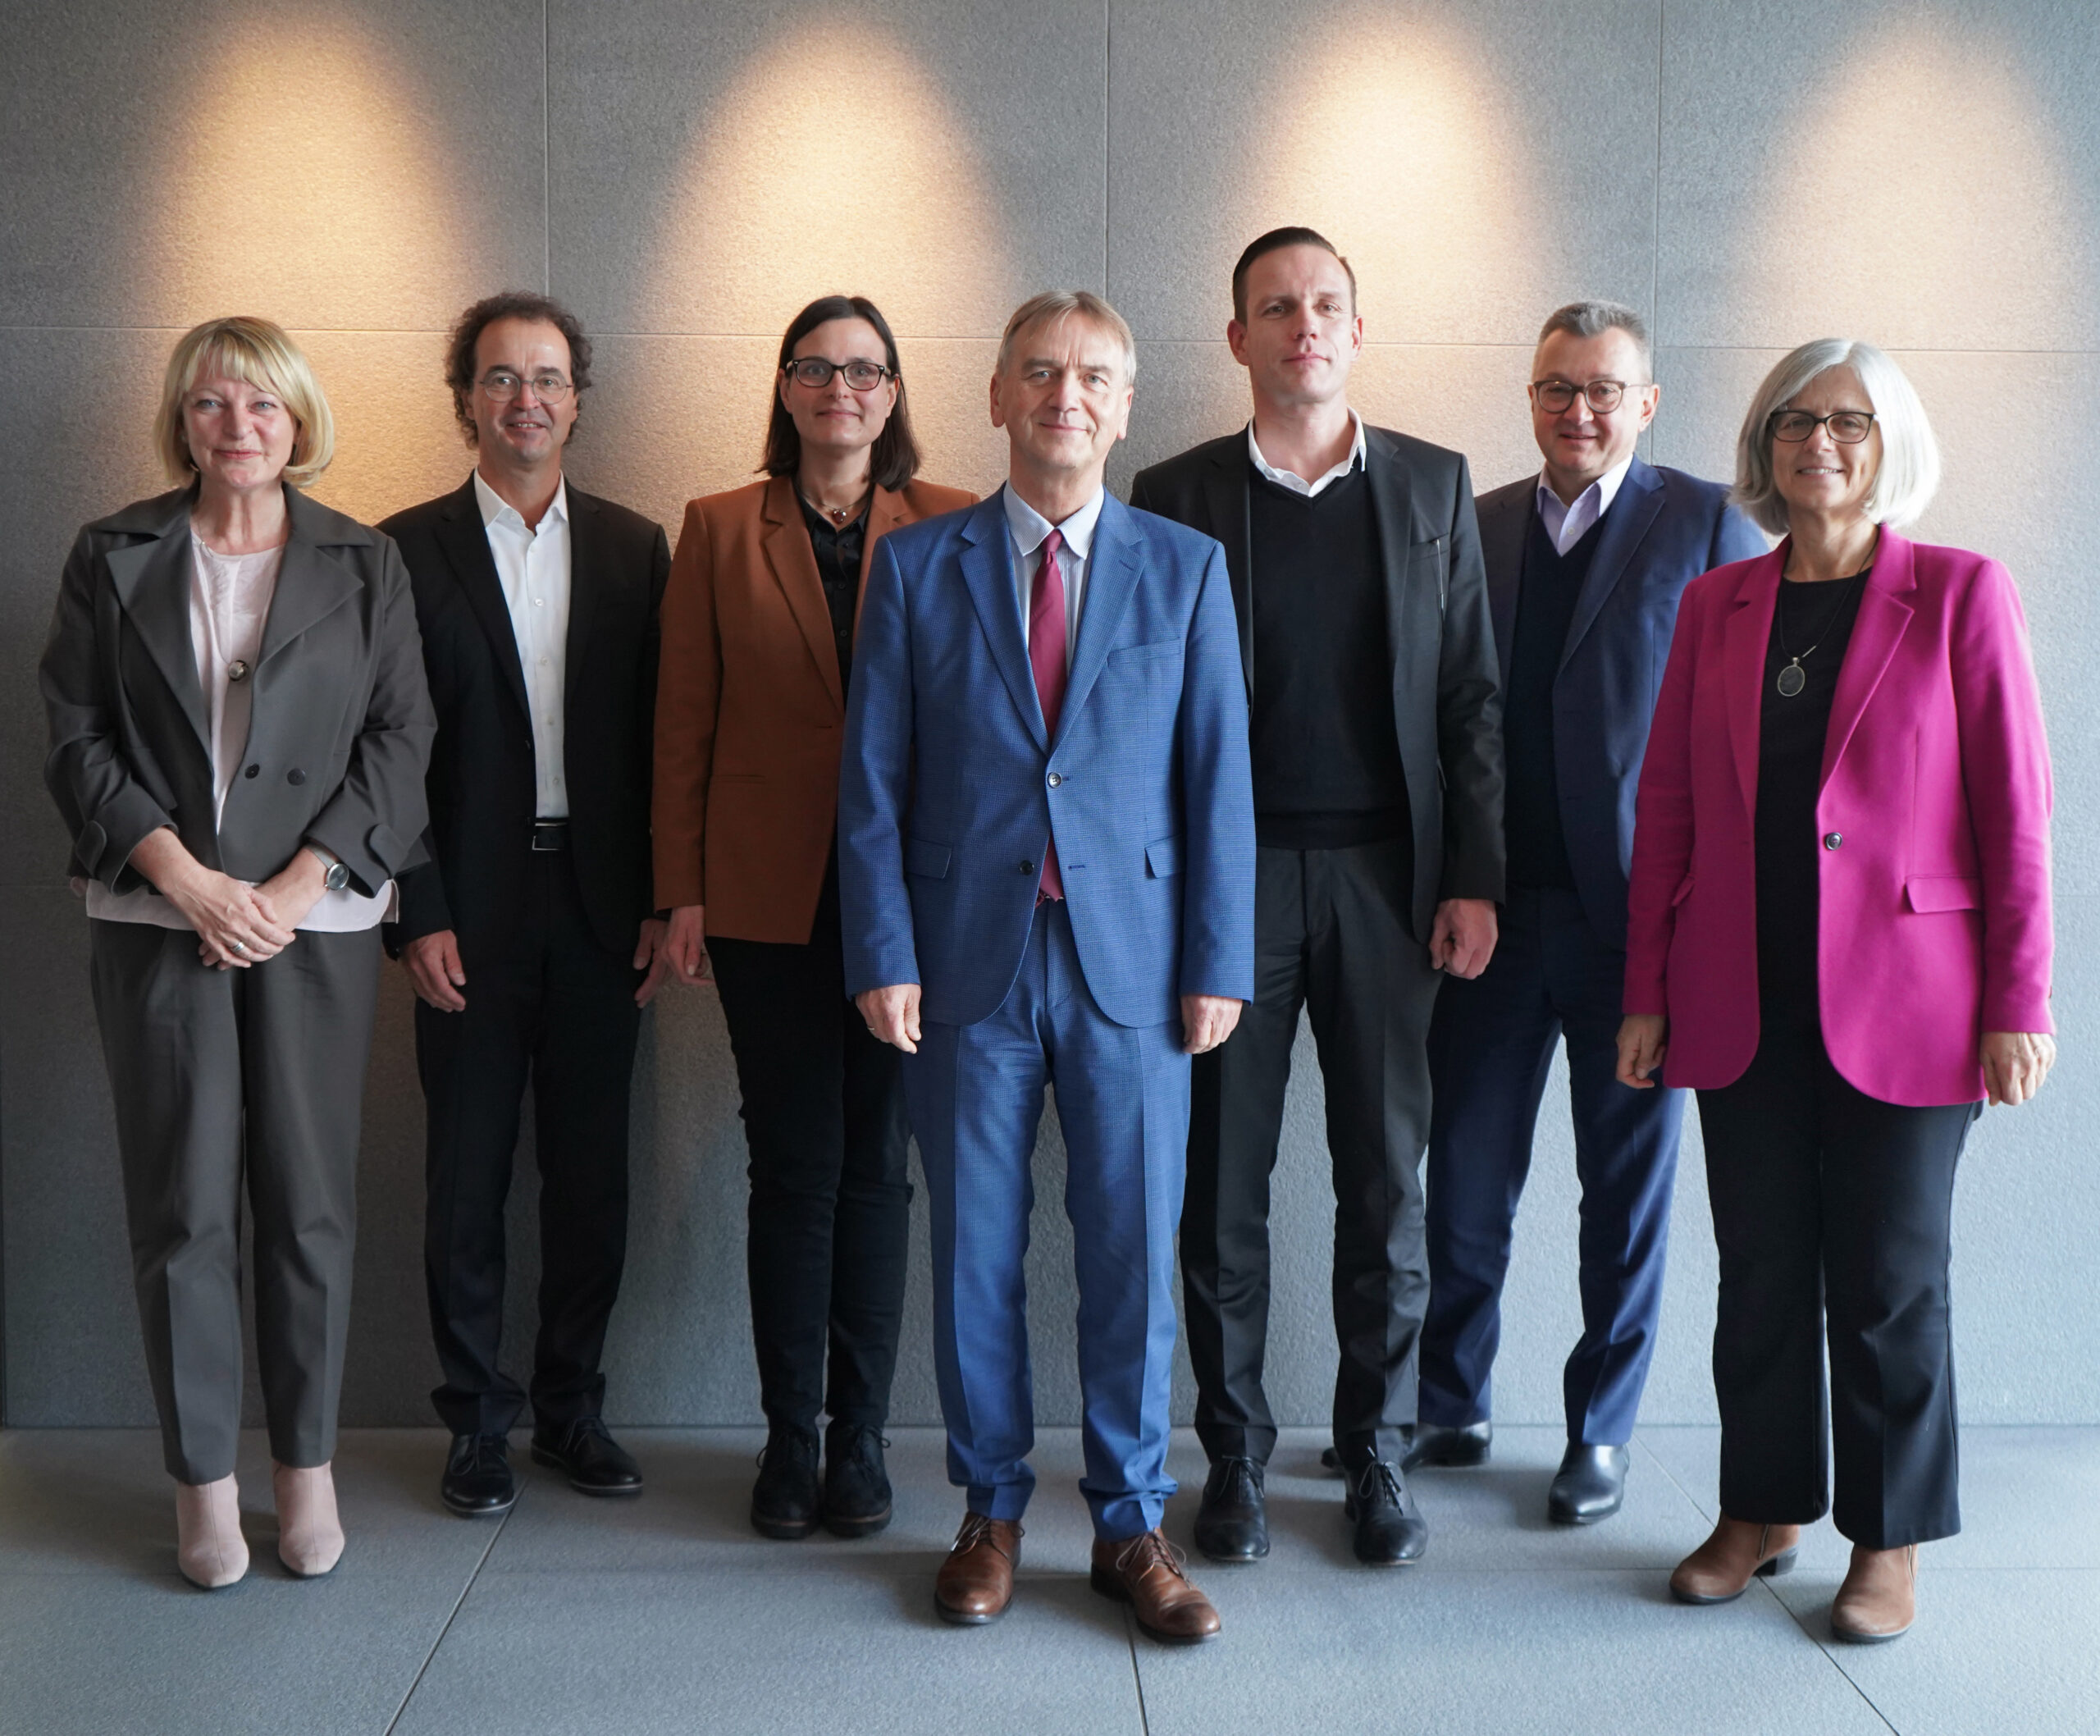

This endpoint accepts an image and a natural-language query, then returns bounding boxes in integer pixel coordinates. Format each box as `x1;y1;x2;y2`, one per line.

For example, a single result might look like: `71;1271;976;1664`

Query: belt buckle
531;821;566;853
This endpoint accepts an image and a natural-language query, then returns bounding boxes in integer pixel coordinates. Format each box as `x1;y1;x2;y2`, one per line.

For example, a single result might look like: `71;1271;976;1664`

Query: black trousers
708;861;911;1434
1183;838;1441;1469
418;850;641;1438
1696;1014;1977;1549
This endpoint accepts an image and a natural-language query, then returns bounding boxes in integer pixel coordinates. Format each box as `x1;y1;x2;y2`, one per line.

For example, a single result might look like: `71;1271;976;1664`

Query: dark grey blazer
40;483;436;898
1129;424;1506;942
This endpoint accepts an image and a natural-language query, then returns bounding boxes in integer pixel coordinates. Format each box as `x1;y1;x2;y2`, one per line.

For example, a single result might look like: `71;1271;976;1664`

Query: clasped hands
134;827;324;970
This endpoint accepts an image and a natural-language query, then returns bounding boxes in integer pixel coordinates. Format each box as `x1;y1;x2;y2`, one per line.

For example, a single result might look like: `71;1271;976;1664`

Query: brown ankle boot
934;1512;1021;1624
1831;1543;1917;1642
1669;1515;1802;1605
1090;1528;1222;1643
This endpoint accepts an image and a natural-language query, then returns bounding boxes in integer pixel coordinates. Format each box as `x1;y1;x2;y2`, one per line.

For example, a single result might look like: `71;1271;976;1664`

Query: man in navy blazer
840;290;1253;1642
1419;301;1766;1523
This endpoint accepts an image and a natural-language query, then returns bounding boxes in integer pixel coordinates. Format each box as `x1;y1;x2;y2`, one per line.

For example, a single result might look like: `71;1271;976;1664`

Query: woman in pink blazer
1617;340;2054;1643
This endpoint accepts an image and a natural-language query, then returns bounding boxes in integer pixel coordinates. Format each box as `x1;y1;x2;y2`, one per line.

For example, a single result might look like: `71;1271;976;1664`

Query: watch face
326;862;350;891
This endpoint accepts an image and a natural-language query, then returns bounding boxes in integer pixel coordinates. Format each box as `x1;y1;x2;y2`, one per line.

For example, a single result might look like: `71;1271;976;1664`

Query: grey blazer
41;483;436;898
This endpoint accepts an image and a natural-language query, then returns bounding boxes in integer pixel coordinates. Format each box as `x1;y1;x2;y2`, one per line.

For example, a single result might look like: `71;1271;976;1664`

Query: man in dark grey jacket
1130;228;1505;1569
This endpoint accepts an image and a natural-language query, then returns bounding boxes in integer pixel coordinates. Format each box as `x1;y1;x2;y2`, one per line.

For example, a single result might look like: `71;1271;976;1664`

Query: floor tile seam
1758;1581;1903;1736
381;1495;518;1736
1632;1437;1719;1526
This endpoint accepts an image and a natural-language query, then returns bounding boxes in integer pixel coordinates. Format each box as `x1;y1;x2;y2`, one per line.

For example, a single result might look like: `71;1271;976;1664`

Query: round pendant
226;659;250;683
1776;663;1806;697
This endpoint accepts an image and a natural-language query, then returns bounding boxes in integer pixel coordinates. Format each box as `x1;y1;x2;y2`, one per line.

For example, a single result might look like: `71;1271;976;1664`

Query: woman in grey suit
39;317;434;1588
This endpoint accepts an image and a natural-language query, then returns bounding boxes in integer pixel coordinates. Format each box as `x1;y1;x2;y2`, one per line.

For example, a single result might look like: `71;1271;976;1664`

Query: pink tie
1029;529;1067;901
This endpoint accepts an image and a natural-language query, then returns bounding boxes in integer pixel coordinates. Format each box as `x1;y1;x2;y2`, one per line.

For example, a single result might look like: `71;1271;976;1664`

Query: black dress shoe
441;1433;517;1517
1344;1460;1428;1565
530;1416;643;1496
1193;1456;1268;1562
751;1423;821;1539
1547;1443;1628;1524
1402;1421;1493;1472
822;1422;893;1538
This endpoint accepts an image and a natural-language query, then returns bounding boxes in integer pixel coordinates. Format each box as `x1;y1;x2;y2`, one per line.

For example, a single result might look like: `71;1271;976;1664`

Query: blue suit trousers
1422;887;1685;1444
904;900;1188;1541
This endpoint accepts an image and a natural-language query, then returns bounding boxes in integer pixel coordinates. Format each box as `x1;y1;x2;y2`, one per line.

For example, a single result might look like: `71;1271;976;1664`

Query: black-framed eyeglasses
1768;409;1876;444
1530;378;1647;413
783;358;895;391
478;370;574;402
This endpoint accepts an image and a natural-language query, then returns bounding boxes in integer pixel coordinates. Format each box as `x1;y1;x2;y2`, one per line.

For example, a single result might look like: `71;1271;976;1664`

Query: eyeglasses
1768;409;1876;444
478;370;575;402
783;358;895;391
1530;378;1647;413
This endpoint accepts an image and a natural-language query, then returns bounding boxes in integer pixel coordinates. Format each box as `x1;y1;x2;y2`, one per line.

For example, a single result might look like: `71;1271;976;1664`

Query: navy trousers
903;899;1189;1542
1422;886;1684;1444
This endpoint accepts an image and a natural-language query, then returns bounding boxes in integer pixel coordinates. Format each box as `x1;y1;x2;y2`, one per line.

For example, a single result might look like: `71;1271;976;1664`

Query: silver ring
231;940;247;954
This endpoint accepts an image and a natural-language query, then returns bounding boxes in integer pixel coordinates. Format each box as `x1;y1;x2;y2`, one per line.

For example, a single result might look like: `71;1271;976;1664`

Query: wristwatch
304;843;351;893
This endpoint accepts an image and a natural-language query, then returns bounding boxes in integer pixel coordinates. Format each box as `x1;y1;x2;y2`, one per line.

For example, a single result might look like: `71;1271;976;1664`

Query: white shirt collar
473;468;569;533
1535;454;1634;545
1246;410;1367;497
1002;481;1105;561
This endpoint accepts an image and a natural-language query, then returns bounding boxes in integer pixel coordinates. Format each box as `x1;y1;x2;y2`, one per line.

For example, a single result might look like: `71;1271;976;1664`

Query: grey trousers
89;919;379;1483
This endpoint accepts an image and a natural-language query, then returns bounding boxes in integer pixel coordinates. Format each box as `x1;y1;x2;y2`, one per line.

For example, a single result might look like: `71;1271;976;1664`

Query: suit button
1047;772;1061;788
244;765;259;779
1824;832;1842;850
1019;860;1034;875
288;769;306;786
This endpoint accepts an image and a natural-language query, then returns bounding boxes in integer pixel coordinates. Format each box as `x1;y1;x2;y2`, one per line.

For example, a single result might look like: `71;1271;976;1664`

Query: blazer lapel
257;490;363;668
1363;427;1418;675
1561;458;1664;671
1820;531;1916;788
856;486;907;633
761;475;846;714
1201;445;1254;697
106;500;211;757
436;476;532;723
1054;495;1142;752
1723;549;1783;820
1477;487;1529;690
562;488;600;722
959;492;1046;751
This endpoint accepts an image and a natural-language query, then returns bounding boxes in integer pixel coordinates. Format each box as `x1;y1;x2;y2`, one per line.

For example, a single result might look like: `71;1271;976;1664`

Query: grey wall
4;0;2097;1431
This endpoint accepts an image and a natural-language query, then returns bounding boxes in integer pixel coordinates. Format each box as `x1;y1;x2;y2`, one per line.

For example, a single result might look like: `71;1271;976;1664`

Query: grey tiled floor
2;1424;2093;1734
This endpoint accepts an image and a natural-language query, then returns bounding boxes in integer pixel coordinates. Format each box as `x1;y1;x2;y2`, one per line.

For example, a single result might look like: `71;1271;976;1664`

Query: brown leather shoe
1090;1528;1222;1644
1669;1515;1803;1604
934;1512;1022;1624
1831;1543;1917;1642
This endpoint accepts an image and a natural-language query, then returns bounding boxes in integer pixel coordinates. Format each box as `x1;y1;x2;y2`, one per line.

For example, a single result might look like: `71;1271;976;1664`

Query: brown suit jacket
654;472;976;942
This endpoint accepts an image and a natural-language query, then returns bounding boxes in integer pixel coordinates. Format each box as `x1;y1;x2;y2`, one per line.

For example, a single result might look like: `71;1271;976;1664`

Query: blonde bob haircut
1732;338;1940;538
153;315;336;490
997;290;1137;386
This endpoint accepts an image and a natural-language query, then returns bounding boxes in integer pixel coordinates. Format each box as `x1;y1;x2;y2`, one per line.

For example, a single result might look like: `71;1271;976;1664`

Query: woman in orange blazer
655;295;974;1542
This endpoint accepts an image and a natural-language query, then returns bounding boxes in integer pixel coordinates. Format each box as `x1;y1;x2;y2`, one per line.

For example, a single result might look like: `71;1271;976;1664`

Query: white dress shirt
84;525;393;932
1003;482;1105;674
476;469;571;819
1536;454;1634;555
1246;410;1367;498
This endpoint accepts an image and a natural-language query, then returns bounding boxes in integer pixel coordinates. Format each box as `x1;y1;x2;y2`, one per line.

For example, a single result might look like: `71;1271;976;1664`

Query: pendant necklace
1774;567;1867;697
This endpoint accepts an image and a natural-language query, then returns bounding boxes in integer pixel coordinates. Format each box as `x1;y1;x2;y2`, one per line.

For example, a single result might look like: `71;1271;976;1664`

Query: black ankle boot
751;1423;820;1539
822;1422;893;1538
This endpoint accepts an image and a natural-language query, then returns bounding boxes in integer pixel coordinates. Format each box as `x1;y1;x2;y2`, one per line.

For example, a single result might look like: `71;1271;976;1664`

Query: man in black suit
382;292;671;1516
1130;229;1504;1567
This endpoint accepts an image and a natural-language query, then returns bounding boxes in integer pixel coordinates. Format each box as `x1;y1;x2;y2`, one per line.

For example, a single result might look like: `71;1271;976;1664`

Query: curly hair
444;291;593;447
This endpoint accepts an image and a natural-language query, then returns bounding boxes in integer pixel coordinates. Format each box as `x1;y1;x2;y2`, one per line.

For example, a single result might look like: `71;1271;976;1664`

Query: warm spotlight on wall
1242;11;1543;345
1733;21;2088;349
148;17;459;330
648;17;1016;339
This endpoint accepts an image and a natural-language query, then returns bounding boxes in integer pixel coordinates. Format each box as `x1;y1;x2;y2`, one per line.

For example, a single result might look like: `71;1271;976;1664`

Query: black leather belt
531;820;569;852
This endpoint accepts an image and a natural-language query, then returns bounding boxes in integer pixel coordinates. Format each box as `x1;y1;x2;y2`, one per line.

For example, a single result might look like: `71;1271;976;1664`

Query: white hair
1732;339;1941;537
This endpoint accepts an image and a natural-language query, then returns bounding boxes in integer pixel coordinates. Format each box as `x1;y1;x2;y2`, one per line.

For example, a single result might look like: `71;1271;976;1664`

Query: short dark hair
1231;226;1358;324
762;295;922;492
445;290;593;447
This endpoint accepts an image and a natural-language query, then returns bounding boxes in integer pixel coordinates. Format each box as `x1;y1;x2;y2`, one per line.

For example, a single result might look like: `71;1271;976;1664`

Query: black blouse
1754;568;1871;1021
797;494;867;694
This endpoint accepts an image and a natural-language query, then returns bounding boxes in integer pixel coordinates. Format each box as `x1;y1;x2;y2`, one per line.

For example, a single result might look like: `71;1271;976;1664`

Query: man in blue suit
839;290;1254;1642
1418;301;1767;1523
